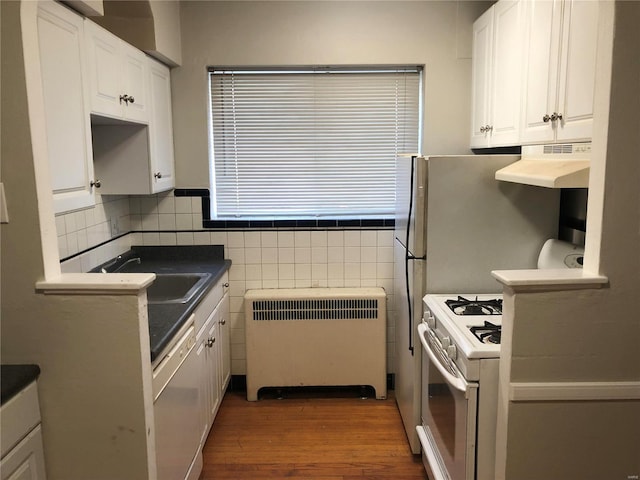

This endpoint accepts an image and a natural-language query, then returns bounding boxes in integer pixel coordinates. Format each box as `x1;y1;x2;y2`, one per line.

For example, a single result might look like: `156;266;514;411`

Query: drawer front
194;273;228;336
0;382;41;458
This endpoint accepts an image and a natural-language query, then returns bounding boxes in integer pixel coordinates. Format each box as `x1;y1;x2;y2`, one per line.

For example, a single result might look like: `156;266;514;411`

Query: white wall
172;0;490;188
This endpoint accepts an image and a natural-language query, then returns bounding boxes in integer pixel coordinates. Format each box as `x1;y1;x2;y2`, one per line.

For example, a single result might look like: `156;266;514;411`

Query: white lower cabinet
193;275;230;449
218;294;231;393
196;308;221;448
0;383;47;480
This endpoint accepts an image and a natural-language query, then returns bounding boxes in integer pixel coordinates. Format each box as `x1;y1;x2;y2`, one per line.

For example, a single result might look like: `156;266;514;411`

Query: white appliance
153;320;203;480
416;240;584;480
418;294;502;480
393;154;560;453
495;143;591;188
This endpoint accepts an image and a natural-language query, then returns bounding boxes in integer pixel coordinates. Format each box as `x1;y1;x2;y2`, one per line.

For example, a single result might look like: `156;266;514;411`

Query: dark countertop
94;246;231;364
1;364;41;405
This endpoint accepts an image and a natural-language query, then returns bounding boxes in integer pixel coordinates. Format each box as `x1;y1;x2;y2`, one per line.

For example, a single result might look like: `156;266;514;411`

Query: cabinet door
218;294;231;392
84;20;122;119
470;6;493;148
121;44;148;123
148;59;176;192
0;425;47;480
206;315;221;423
555;0;598;142
195;332;209;448
489;0;522;146
37;1;95;214
520;0;562;144
85;21;148;124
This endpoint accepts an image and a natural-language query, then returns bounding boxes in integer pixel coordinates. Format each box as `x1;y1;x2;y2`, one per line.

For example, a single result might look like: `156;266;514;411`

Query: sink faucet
100;255;141;273
114;257;142;272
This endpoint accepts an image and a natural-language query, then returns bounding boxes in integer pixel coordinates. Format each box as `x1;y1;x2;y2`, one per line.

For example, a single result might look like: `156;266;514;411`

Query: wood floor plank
199;388;428;479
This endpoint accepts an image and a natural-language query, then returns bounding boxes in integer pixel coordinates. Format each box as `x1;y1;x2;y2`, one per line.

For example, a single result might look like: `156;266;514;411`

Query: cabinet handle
90;180;101;188
154;172;163;179
207;337;216;348
543;114;551;123
119;94;135;105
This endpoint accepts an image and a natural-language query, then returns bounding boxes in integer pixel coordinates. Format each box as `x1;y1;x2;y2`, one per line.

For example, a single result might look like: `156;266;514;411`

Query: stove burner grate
445;296;502;316
470;321;502;344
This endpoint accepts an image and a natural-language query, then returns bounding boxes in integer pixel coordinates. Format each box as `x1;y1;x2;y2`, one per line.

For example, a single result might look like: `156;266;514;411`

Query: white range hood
495;143;591;188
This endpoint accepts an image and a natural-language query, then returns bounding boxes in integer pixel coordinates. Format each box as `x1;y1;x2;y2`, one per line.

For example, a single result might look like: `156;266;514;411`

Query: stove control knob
446;344;457;360
441;337;451;349
426;314;436;329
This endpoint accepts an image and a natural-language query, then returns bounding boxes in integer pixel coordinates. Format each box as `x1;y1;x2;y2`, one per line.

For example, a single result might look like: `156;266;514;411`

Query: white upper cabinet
84;20;148;124
471;0;523;148
147;58;176;192
91;57;176;195
520;0;599;144
37;0;95;214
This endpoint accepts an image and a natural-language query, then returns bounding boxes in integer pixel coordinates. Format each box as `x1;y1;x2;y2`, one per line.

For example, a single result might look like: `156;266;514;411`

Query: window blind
209;67;421;219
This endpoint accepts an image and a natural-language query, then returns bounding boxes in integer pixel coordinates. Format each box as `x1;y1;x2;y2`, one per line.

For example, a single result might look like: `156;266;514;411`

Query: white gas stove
423;293;503;382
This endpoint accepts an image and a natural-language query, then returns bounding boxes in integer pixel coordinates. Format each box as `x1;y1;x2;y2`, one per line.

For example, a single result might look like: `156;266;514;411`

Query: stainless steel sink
146;273;212;304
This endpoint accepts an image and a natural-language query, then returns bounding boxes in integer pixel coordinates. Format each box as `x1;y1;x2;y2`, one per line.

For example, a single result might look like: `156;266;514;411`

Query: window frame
207;65;424;222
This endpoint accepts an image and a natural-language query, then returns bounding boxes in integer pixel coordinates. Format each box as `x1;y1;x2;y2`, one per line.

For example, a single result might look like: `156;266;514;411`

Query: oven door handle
418;323;468;393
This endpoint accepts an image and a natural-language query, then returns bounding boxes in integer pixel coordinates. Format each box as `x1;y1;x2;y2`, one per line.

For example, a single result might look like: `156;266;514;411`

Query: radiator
244;287;387;401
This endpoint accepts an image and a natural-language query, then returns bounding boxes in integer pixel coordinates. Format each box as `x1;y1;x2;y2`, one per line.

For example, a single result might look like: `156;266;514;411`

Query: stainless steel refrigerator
393;154;560;453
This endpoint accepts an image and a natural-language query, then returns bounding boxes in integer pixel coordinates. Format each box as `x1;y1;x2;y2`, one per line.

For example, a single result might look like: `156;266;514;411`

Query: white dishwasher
153;317;202;480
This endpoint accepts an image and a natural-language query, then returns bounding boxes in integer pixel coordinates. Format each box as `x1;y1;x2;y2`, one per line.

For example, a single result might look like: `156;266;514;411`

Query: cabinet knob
206;337;216;348
154;172;163;179
223;282;229;288
219;318;226;326
550;112;562;122
486;125;493;132
480;126;486;133
90;180;101;188
543;114;551;123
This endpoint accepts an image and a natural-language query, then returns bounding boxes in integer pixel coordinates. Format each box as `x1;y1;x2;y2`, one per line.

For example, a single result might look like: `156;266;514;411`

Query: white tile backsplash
55;191;397;376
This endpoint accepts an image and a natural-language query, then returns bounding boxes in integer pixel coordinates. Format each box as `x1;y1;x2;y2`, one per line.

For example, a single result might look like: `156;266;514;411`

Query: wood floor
199;387;428;480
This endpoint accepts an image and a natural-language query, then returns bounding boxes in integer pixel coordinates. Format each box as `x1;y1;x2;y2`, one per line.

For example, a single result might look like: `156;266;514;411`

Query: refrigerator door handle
404;155;419;356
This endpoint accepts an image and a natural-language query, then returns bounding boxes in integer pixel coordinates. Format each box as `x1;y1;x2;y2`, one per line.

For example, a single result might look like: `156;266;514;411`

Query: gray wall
171;0;491;188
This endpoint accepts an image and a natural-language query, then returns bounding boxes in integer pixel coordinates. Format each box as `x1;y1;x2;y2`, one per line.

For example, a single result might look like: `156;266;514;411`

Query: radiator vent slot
251;298;379;321
543;143;574;154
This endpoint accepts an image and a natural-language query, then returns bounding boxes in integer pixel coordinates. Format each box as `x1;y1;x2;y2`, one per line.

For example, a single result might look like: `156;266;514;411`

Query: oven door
416;322;478;480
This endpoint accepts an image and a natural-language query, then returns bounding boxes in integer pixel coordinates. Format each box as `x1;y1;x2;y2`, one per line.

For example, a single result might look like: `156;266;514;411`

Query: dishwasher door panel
154;331;202;480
